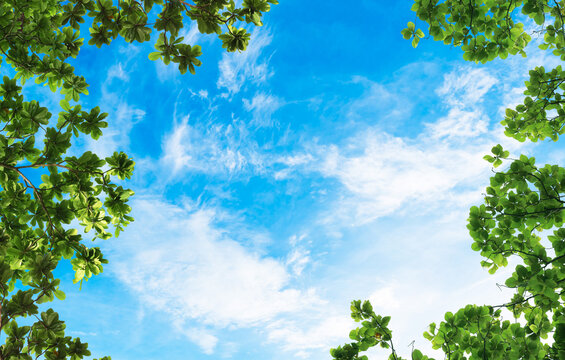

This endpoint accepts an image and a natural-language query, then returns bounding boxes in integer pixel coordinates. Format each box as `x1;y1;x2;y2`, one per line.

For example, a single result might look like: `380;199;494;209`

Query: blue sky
17;1;565;359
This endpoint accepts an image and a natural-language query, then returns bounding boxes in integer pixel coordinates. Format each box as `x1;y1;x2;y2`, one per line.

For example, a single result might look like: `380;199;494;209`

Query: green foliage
420;305;551;359
0;0;277;358
502;65;565;142
333;1;565;359
330;300;404;360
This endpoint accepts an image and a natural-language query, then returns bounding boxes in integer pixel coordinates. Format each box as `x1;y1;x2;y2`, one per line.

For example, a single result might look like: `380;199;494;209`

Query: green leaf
54;290;66;300
60;99;71;111
412;349;423;360
148;52;161;61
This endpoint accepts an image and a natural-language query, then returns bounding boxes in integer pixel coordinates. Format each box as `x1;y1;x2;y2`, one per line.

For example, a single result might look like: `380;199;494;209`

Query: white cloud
160;115;262;176
181;21;202;45
426;67;496;139
316;130;490;225
272;153;314;180
155;61;181;83
425;107;489;139
217;29;273;94
198;89;208;99
279;154;314;167
368;286;400;310
436;68;498;107
117;43;142;60
242;92;282;127
286;248;310;276
106;63;129;82
267;316;354;356
160;116;194;173
346;76;412;126
111;197;322;353
171;322;218;355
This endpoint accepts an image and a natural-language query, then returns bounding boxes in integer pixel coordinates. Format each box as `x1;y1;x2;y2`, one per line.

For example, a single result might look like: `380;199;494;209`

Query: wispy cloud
181;21;202;46
154;94;295;182
286;248;310;276
315;130;490;225
160;115;263;177
266;316;354;358
436;67;497;107
110;197;322;354
425;107;489;139
106;63;130;83
425;67;496;139
155;61;181;83
346;76;413;126
171;323;218;355
242;91;282;127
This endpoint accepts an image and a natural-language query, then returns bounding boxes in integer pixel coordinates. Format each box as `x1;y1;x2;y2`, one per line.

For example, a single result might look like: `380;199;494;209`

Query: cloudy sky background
16;1;565;359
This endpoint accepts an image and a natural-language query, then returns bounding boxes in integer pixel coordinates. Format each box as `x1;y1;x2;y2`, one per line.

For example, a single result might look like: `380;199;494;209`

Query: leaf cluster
81;0;277;74
330;300;403;360
0;67;134;357
503;65;565;142
0;74;133;358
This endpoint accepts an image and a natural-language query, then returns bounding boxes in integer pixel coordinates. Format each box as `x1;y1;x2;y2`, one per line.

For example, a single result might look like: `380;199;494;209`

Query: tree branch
0;163;59;236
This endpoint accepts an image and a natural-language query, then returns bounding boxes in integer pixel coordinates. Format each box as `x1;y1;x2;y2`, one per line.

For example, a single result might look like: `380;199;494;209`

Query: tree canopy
0;0;276;358
332;1;565;359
